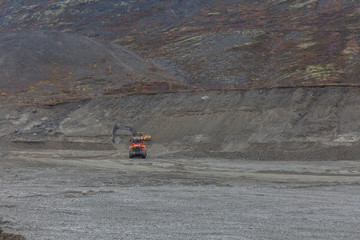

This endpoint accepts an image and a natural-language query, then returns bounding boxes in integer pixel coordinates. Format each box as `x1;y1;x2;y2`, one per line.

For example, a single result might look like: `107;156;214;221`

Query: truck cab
129;136;147;158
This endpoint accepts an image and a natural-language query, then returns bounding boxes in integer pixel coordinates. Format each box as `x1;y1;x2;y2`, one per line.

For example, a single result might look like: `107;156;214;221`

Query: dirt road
1;148;360;239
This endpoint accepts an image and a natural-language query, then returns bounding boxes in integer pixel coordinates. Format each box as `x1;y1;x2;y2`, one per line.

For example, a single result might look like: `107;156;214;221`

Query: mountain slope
1;0;360;91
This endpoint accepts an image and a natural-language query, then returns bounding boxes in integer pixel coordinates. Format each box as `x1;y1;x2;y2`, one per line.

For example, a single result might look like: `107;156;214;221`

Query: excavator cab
137;132;152;141
131;137;142;144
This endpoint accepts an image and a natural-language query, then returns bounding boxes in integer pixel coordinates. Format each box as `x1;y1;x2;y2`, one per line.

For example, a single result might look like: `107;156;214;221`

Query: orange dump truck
129;136;147;158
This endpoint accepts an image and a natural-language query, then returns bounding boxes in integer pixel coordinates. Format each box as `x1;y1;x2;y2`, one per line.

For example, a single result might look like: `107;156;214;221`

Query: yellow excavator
112;124;151;143
112;124;151;158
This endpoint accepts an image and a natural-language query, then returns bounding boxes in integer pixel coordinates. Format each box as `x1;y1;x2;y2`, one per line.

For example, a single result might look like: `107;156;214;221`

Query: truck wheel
129;152;133;158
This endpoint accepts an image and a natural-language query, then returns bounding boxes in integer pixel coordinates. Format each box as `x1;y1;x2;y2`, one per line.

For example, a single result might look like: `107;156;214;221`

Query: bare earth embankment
1;86;360;239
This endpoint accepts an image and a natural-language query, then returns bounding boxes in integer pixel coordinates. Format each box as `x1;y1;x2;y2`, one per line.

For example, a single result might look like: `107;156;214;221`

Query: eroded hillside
1;86;360;161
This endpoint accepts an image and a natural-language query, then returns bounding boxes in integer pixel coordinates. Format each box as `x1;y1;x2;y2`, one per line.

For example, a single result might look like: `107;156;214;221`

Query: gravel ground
1;149;360;240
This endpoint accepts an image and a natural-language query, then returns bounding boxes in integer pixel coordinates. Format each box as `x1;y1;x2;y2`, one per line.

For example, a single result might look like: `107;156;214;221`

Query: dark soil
0;228;26;240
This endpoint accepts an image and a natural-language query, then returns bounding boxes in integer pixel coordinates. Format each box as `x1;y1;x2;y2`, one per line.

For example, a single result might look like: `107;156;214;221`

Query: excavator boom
112;124;151;143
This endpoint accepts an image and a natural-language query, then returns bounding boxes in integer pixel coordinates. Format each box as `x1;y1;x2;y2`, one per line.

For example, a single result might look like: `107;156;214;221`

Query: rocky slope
1;0;360;92
1;86;360;161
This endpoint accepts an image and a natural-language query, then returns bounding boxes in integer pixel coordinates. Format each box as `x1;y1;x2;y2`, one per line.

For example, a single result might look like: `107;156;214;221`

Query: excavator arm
112;124;151;144
112;124;137;143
